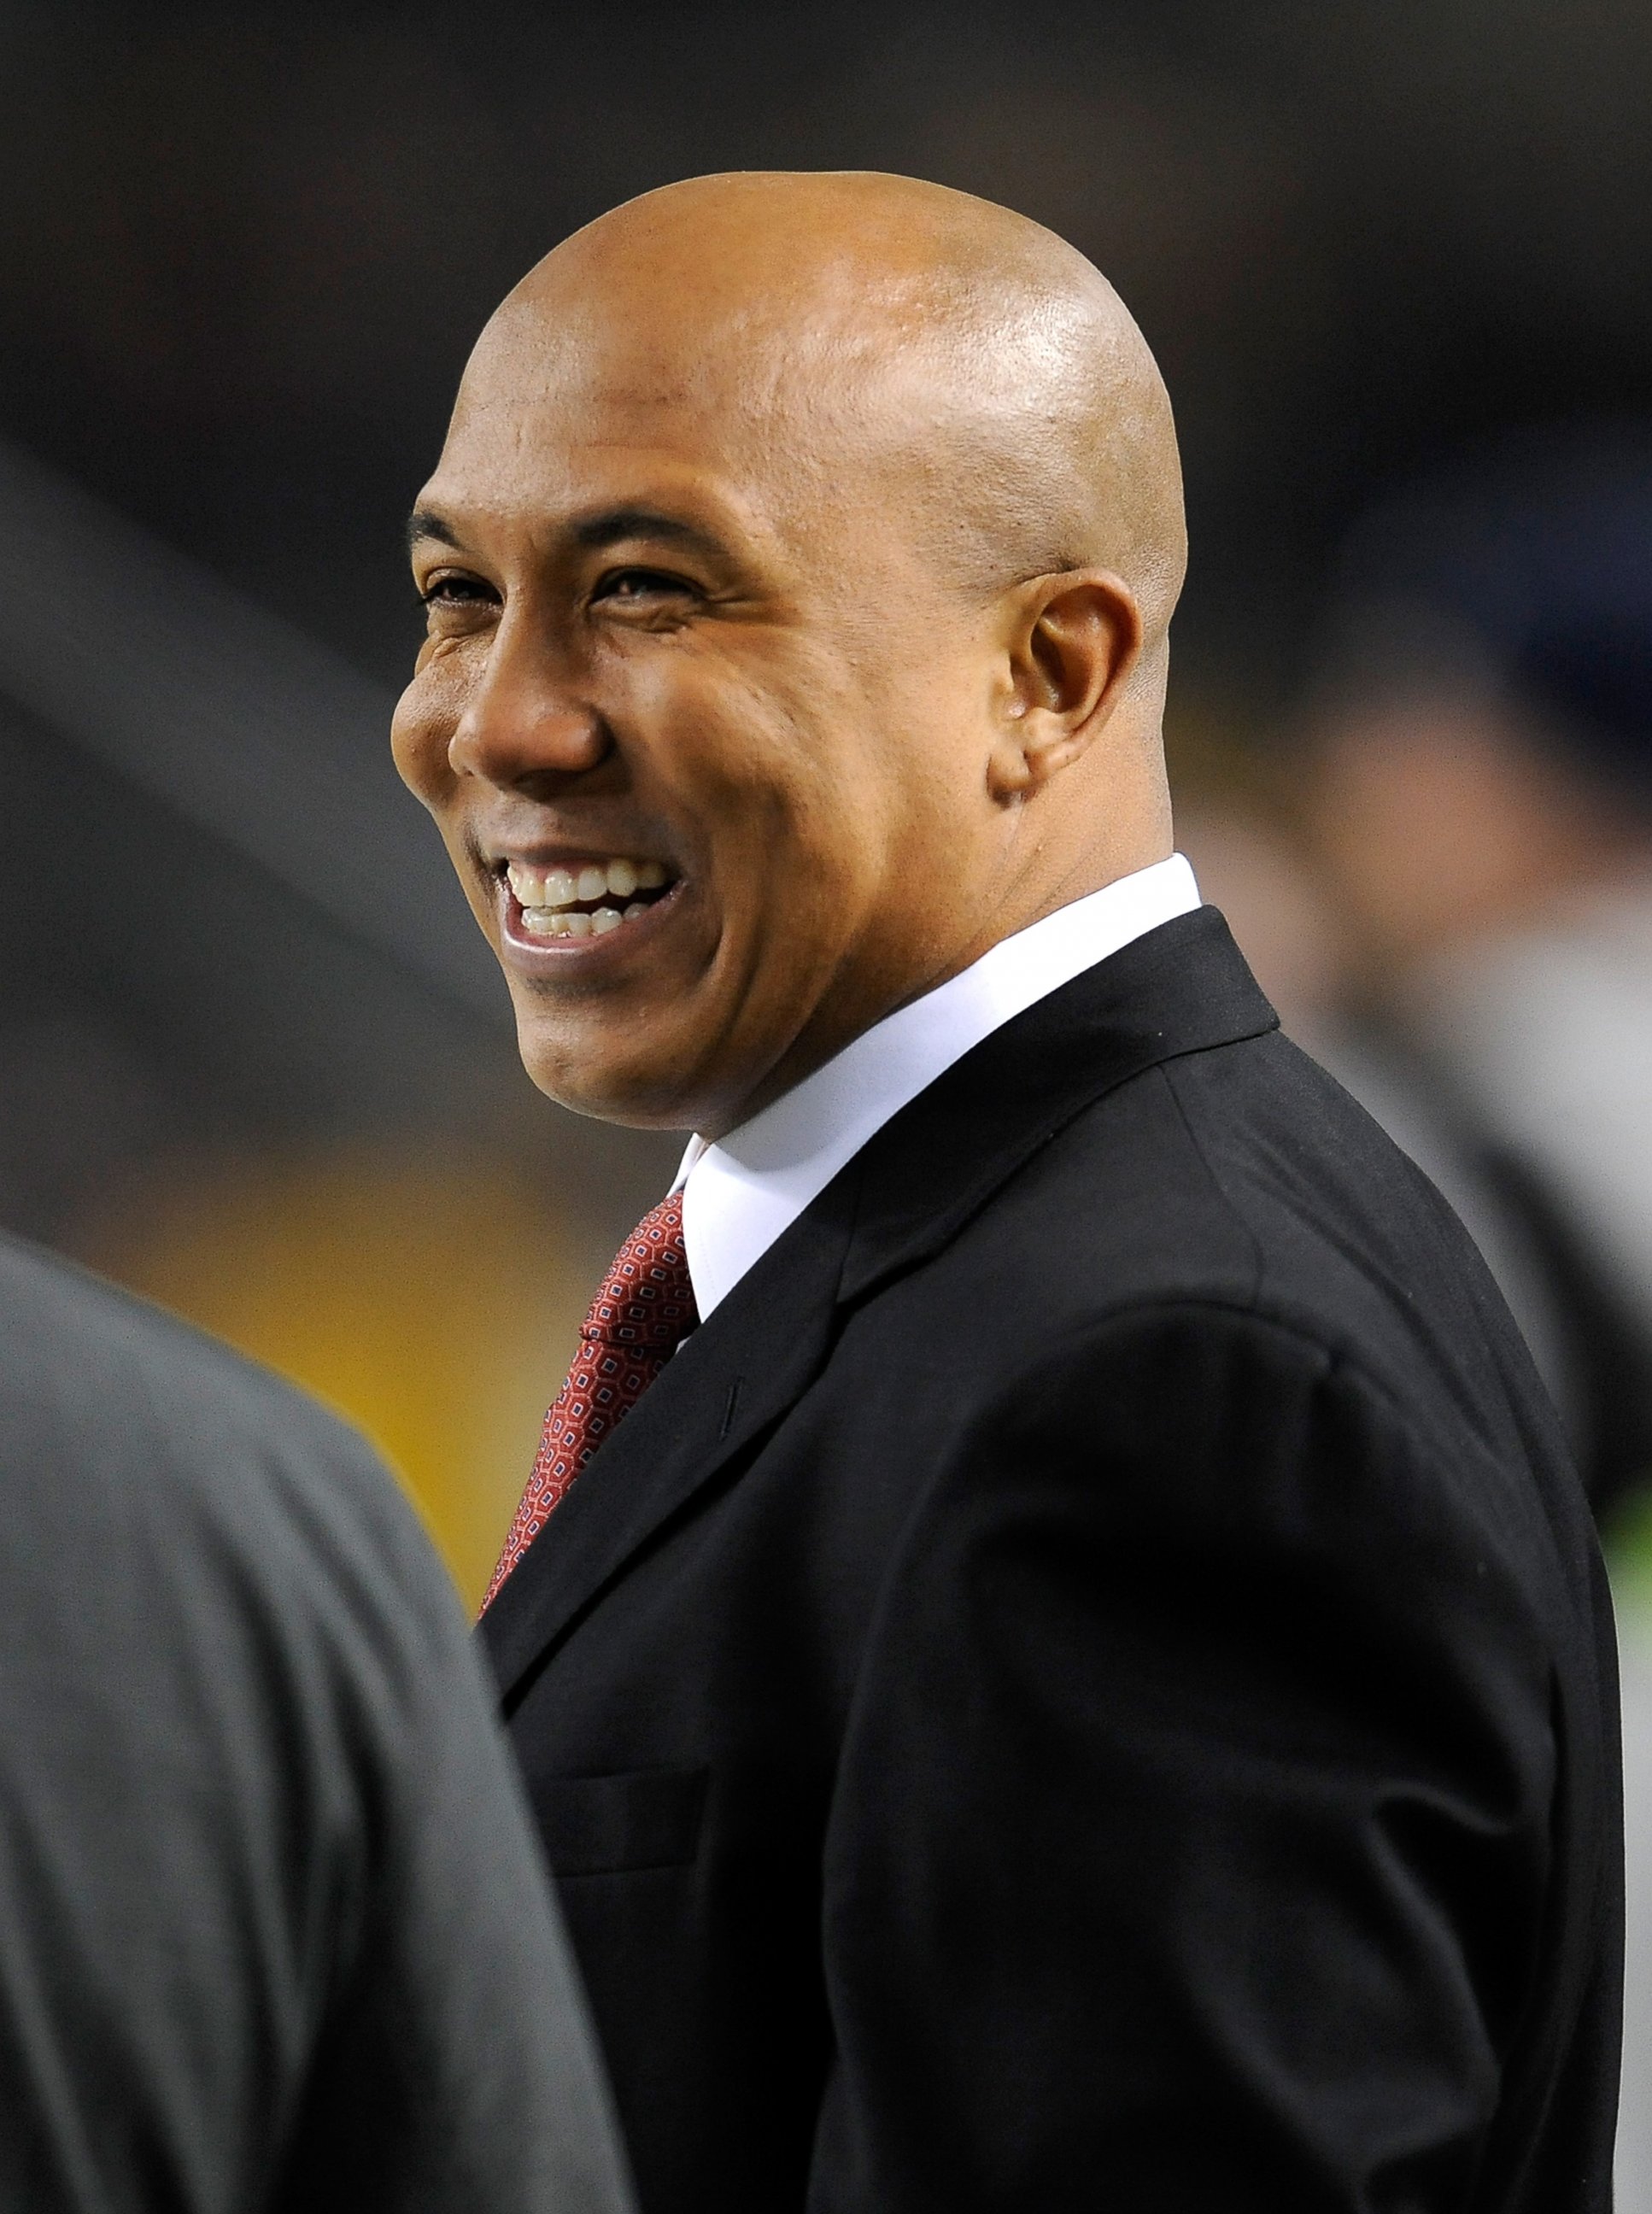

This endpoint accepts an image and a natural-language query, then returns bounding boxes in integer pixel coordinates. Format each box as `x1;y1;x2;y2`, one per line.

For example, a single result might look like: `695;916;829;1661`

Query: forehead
447;299;758;473
424;289;929;558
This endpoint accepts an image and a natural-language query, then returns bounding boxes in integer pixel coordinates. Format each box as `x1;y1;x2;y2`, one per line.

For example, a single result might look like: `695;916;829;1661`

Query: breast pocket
528;1763;710;1877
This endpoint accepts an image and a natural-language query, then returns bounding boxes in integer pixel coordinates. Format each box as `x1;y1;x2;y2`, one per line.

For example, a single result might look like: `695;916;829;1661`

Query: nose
447;606;609;791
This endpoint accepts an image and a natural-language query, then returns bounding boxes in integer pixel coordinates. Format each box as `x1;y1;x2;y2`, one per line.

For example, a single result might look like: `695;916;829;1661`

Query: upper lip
477;835;682;879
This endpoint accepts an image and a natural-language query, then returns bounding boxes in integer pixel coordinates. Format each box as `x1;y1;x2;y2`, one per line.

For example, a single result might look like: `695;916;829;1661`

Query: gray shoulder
0;1231;452;1648
0;1244;625;2213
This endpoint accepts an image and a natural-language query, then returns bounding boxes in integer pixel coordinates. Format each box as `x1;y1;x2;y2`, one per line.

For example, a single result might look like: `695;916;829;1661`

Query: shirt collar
675;853;1200;1318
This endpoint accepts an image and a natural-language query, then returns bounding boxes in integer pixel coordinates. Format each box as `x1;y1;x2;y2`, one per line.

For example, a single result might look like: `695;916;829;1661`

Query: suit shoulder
1156;1028;1524;1356
938;1026;1573;1516
1003;1027;1517;1356
985;1032;1590;1591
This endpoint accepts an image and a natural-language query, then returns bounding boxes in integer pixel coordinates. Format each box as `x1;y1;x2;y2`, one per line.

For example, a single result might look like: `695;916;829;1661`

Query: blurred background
3;0;1651;2188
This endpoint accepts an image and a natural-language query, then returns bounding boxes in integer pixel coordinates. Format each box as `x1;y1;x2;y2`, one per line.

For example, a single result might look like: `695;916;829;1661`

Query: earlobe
996;570;1143;801
987;732;1035;803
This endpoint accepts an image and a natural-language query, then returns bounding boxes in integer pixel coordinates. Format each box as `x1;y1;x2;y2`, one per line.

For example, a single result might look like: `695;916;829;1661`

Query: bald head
397;172;1188;1135
472;171;1186;662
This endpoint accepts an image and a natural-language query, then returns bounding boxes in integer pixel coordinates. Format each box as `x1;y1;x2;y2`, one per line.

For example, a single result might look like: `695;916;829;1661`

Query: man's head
1298;424;1652;981
394;170;1186;1136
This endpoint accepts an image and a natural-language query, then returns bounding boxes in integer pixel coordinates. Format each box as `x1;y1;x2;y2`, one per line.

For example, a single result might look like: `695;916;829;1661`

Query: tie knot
582;1192;698;1350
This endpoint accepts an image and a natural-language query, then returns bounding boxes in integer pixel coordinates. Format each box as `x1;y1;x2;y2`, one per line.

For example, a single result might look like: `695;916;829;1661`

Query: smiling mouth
502;854;676;940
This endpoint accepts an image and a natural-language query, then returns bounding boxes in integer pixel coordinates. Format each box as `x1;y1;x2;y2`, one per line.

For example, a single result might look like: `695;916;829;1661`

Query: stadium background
2;2;1649;2184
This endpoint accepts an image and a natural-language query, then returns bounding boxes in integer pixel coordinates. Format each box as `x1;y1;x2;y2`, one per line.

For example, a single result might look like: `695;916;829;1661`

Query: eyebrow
405;504;733;563
569;507;731;562
407;508;464;553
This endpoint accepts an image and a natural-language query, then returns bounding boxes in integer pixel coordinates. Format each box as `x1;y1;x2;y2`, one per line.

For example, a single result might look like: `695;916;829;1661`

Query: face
1303;699;1629;972
392;295;1030;1138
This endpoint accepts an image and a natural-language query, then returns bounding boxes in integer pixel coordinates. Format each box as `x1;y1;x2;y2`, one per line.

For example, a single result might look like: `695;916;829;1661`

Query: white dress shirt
675;853;1201;1318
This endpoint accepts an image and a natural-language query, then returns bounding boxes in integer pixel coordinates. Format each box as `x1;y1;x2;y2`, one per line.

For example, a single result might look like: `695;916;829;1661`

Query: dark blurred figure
0;1232;634;2214
1303;426;1652;1514
1188;426;1652;1520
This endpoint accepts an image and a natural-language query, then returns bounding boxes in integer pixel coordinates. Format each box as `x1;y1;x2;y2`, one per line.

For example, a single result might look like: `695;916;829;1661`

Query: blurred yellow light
75;1146;589;1614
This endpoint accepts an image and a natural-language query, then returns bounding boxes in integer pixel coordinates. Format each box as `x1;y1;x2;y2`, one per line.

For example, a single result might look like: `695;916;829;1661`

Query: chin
516;1026;711;1133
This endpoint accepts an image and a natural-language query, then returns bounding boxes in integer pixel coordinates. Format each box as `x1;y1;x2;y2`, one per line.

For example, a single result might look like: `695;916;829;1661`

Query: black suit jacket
0;1234;633;2214
485;910;1621;2214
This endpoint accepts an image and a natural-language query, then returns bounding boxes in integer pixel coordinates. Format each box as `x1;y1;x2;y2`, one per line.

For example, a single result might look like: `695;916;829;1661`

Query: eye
419;570;497;608
591;567;699;607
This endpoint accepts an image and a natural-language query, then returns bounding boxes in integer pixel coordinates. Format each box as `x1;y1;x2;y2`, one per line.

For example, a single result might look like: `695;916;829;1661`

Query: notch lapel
841;907;1277;1303
482;908;1276;1707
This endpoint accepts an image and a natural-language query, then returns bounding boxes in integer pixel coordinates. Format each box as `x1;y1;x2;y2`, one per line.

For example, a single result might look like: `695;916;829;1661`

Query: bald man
393;173;1620;2212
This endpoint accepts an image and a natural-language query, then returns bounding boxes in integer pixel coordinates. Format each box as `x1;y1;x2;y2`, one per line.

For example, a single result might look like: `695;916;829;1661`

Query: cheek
707;742;888;943
390;647;476;803
630;654;864;868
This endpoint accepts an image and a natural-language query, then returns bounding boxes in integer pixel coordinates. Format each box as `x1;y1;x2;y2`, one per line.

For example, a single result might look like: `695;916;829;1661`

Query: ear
988;571;1143;803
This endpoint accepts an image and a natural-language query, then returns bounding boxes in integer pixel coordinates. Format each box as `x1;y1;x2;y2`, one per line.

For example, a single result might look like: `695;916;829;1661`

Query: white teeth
518;895;659;942
508;856;671;917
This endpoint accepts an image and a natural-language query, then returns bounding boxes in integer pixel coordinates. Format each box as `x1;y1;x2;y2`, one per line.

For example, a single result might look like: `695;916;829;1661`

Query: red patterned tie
480;1192;698;1613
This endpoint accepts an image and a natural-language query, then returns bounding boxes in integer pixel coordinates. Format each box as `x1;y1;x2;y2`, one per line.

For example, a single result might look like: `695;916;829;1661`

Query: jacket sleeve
810;1300;1568;2211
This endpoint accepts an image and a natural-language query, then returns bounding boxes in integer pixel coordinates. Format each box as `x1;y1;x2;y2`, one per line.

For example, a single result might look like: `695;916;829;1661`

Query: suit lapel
483;908;1275;1705
841;906;1277;1302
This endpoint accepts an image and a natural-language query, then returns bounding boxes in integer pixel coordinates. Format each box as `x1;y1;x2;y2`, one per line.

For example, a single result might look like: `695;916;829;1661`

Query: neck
702;842;1179;1143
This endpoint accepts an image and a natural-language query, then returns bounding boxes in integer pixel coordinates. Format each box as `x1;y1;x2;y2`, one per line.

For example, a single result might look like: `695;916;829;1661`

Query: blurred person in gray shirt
0;1230;634;2214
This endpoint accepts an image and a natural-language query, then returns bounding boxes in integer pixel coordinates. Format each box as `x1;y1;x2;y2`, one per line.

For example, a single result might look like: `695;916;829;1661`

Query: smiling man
394;173;1620;2214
